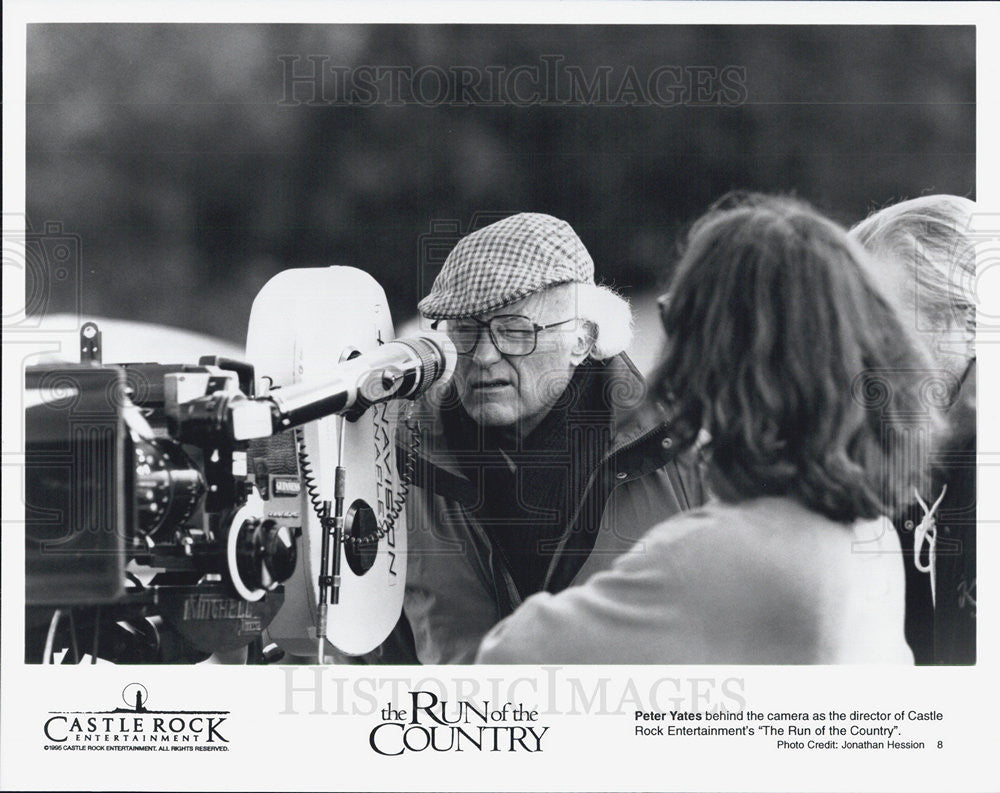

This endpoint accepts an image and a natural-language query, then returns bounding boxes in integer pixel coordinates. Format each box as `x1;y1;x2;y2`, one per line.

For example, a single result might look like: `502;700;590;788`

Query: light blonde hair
851;195;976;340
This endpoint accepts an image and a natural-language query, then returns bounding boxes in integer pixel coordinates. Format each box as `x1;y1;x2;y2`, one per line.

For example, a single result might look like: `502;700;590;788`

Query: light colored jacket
476;496;913;664
401;355;703;664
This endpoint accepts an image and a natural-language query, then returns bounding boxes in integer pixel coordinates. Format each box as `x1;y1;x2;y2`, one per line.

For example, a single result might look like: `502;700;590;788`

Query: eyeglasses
432;314;576;357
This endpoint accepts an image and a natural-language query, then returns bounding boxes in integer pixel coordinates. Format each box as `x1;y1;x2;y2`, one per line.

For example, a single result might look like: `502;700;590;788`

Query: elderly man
377;213;702;664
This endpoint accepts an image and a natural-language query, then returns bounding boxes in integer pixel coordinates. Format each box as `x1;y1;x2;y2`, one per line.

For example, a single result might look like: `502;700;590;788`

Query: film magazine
1;2;996;792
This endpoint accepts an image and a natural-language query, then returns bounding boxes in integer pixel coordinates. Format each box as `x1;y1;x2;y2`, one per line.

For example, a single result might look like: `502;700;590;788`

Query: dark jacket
895;358;976;665
930;359;976;664
384;353;704;664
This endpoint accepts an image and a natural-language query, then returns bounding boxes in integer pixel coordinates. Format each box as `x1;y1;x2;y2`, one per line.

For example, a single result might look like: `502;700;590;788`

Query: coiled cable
296;409;420;549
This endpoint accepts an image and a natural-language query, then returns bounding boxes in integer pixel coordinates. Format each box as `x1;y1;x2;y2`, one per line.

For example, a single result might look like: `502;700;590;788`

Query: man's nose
469;326;503;366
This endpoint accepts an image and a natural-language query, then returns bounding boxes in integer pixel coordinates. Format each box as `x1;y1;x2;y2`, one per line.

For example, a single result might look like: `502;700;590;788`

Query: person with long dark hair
476;194;938;664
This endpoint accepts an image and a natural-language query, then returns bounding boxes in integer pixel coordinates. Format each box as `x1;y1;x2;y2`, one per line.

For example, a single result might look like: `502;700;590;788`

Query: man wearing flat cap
379;213;702;664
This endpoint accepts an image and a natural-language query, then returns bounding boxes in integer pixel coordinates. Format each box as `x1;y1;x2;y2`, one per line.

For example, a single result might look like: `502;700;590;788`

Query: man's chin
461;401;518;429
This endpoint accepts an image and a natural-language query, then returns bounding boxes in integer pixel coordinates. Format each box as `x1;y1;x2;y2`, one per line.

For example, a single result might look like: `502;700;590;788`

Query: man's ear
569;320;597;365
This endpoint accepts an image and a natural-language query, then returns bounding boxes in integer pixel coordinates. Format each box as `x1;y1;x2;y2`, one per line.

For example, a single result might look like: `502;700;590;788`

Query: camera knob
234;518;297;593
262;521;297;583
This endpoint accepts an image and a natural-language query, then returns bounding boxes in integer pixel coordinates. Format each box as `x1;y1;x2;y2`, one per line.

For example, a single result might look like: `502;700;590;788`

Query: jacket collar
400;353;683;507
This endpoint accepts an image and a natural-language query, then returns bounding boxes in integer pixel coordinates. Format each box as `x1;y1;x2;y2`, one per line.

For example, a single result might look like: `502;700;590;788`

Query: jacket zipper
480;422;678;604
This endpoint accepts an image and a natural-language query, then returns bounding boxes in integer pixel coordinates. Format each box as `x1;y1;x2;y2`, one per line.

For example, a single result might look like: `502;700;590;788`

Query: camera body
25;343;298;663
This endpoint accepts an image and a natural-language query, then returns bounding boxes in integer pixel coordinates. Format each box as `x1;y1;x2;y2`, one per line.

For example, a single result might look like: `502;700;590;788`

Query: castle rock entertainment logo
42;684;230;753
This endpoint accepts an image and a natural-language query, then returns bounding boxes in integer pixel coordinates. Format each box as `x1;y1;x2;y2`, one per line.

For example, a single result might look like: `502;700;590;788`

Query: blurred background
26;24;975;369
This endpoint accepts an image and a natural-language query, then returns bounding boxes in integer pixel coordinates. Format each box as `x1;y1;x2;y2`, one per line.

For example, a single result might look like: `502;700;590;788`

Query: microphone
227;332;456;440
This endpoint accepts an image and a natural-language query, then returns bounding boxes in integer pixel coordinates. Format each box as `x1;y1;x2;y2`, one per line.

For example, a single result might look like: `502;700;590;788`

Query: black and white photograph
2;3;996;792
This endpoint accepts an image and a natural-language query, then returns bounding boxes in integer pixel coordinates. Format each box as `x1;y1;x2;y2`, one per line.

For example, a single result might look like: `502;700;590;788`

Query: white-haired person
370;212;703;664
852;195;977;665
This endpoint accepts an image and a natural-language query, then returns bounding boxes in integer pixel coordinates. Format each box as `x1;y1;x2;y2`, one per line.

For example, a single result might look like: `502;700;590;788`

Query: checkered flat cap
418;213;595;319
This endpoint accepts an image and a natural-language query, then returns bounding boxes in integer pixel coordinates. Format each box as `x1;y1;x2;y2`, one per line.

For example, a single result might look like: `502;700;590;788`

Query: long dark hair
655;193;940;523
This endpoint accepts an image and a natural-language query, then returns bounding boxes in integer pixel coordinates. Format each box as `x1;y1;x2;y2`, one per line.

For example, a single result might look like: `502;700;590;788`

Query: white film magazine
2;2;997;792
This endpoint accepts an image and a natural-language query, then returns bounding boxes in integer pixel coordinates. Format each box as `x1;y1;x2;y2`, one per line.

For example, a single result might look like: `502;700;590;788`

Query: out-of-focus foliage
27;24;974;342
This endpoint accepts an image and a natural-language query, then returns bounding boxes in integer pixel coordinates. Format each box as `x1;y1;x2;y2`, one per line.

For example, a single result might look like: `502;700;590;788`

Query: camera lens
134;437;206;538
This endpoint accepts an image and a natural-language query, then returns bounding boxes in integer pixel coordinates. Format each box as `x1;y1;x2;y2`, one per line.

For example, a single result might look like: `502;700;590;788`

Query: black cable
296;410;420;549
296;426;336;536
67;610;81;664
43;610;63;664
91;606;101;664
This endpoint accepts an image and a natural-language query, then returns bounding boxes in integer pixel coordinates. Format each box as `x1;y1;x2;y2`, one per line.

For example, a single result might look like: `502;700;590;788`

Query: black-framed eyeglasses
431;314;576;356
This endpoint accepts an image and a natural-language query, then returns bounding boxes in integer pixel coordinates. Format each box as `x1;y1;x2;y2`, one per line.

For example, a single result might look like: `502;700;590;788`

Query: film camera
24;267;455;664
